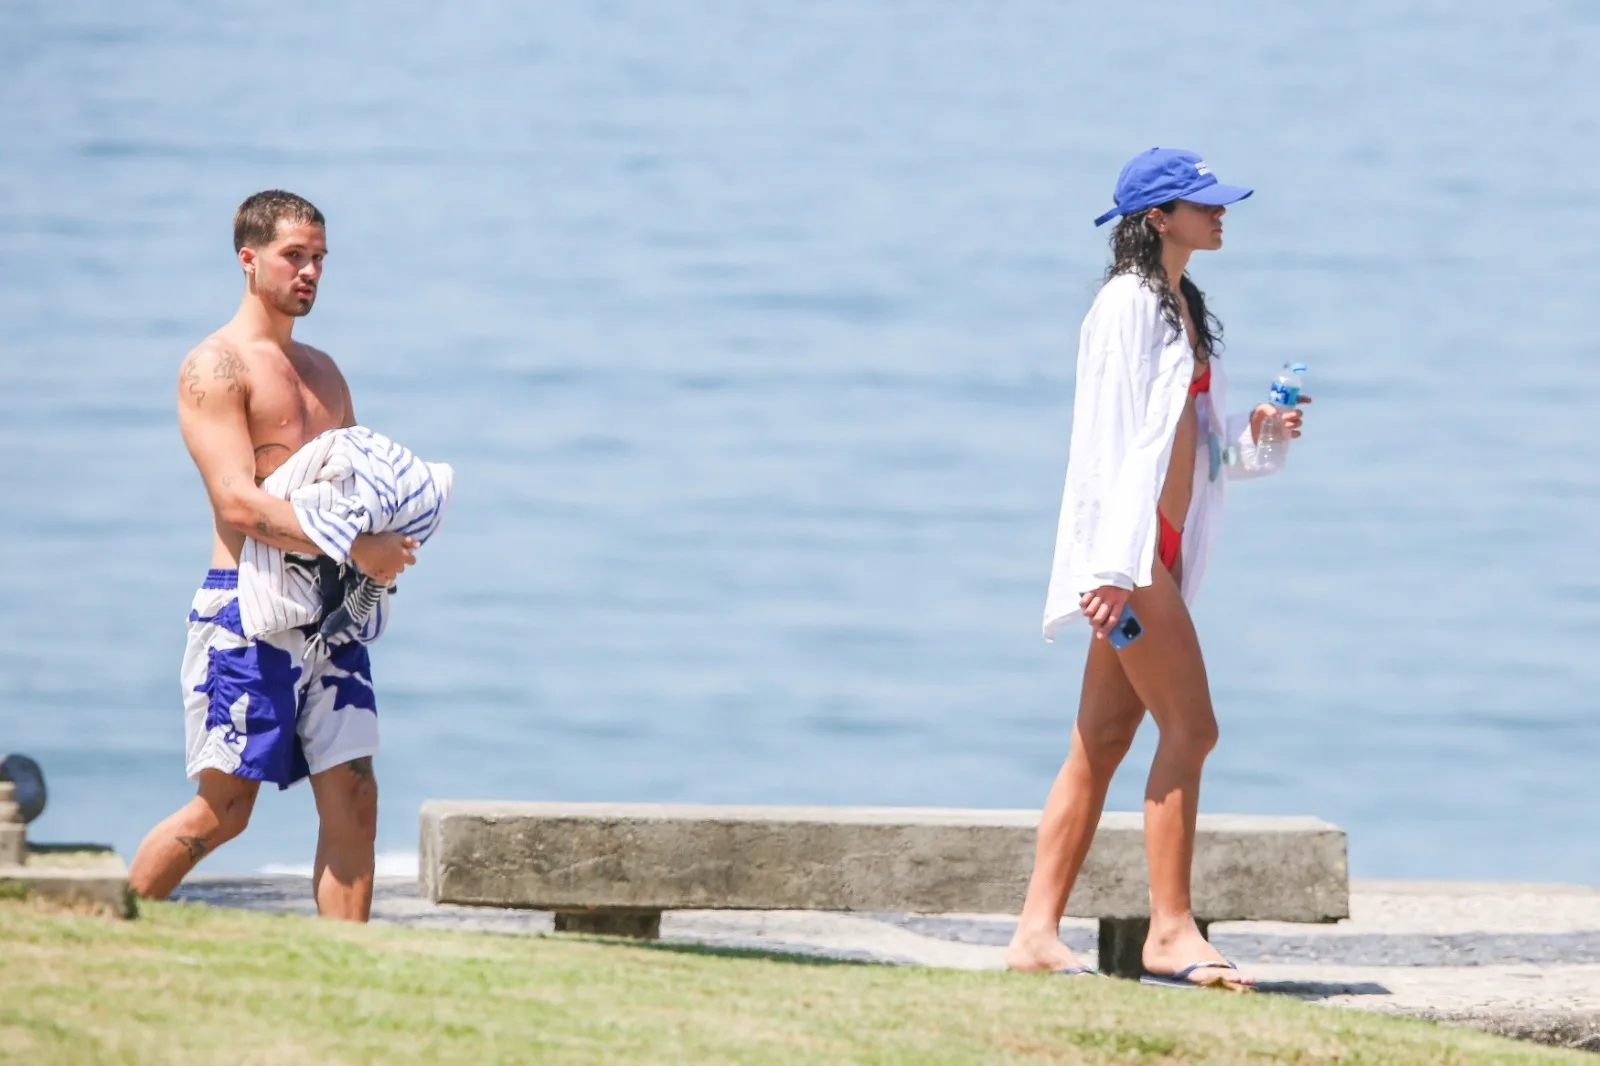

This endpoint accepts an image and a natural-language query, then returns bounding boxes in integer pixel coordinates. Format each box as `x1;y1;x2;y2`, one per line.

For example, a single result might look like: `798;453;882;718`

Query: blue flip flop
1051;965;1100;977
1139;960;1250;991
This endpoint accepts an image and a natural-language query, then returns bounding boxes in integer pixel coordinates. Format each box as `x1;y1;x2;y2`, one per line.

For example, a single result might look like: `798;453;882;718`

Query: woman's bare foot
1005;923;1093;973
1142;919;1253;990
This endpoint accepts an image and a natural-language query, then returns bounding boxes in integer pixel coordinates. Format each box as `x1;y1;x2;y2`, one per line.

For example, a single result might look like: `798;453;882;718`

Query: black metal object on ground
0;754;46;823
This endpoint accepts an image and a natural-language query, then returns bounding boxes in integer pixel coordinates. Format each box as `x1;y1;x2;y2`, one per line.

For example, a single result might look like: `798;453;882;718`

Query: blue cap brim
1179;183;1253;208
1092;183;1253;226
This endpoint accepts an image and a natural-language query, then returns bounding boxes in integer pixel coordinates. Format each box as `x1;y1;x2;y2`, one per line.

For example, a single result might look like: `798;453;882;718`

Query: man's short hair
233;190;325;253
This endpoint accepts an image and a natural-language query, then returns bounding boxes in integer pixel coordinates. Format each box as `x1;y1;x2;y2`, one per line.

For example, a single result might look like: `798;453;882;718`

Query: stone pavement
173;876;1600;1053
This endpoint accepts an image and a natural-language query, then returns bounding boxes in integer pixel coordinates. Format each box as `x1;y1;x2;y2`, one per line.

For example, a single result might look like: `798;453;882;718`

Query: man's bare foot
1142;920;1253;990
1005;924;1093;974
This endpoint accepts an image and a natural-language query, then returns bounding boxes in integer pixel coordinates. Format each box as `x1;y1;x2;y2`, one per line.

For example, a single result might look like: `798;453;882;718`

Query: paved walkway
174;877;1600;1053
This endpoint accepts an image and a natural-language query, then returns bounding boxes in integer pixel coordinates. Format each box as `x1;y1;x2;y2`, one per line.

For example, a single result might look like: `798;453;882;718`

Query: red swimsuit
1157;363;1211;571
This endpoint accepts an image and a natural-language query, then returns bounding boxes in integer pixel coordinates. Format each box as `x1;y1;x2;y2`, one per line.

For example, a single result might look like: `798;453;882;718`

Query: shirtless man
127;191;417;920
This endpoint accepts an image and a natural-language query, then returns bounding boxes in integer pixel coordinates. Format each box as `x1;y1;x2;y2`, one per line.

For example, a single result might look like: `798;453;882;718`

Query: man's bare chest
246;364;346;482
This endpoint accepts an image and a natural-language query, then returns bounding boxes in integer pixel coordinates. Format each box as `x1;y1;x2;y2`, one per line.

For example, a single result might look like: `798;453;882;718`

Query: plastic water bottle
1257;362;1307;465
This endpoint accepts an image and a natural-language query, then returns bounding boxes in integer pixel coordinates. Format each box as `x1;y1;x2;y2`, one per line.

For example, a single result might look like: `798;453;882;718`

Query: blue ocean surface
1;0;1598;881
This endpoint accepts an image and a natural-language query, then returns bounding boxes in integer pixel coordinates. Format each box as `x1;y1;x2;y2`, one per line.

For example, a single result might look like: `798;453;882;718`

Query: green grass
23;845;123;870
0;898;1585;1065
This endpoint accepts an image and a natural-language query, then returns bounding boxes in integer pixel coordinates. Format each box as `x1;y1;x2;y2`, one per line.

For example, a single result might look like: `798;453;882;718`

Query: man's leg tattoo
176;835;210;862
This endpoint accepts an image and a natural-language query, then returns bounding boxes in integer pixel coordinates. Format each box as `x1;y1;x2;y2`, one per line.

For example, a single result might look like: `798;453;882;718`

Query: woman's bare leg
1005;633;1146;972
1117;561;1250;987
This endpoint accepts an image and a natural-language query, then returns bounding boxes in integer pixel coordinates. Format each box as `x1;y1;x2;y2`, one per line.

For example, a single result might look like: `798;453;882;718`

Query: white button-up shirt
1043;272;1286;641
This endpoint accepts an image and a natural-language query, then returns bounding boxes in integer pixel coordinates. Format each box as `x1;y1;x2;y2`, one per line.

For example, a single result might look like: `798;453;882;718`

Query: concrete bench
0;772;134;919
419;801;1348;977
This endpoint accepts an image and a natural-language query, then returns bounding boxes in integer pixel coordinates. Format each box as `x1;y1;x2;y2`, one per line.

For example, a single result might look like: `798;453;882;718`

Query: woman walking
1006;148;1309;989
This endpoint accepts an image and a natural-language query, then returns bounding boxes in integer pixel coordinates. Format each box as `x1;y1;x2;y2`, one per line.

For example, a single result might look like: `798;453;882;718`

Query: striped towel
238;427;454;642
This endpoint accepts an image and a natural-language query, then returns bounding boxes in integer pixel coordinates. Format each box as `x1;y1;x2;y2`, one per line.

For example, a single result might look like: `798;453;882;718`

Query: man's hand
1250;394;1312;443
1080;585;1132;639
349;533;418;584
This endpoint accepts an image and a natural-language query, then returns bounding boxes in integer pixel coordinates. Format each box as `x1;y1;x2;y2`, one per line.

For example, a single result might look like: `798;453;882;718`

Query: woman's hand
1249;394;1312;443
1080;585;1132;639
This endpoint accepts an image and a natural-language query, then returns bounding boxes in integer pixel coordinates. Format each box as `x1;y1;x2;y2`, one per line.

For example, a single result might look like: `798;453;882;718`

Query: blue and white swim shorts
182;569;378;788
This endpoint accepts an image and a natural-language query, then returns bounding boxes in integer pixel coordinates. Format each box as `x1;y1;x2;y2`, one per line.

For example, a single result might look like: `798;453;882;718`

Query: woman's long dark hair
1105;201;1223;360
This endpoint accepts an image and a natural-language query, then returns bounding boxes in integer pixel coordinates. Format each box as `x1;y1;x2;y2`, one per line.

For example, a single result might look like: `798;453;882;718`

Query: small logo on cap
1195;161;1212;176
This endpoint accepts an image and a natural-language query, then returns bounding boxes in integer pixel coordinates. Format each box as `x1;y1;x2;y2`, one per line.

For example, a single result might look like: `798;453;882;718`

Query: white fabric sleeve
1080;287;1192;589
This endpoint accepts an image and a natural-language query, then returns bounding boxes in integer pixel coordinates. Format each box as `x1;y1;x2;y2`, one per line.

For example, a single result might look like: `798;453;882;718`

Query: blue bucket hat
1093;148;1253;227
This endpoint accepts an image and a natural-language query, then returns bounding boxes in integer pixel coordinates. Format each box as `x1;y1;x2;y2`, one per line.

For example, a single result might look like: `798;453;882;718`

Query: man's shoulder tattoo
180;340;251;406
213;347;249;393
179;347;208;405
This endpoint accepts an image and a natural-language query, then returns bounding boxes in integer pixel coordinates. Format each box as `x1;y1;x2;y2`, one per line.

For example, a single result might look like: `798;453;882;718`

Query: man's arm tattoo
176;835;210;862
347;757;374;780
180;353;206;405
253;513;320;555
253;443;291;485
213;349;248;393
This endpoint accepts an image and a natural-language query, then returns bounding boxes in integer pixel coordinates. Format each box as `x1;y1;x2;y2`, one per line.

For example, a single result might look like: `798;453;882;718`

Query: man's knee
197;773;258;844
214;795;256;843
320;757;378;840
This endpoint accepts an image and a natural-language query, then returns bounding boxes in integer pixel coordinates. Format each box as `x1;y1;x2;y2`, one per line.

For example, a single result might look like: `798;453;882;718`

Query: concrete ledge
420;802;1348;924
0;845;135;919
0;782;22;866
1414;1009;1600;1054
0;825;22;867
